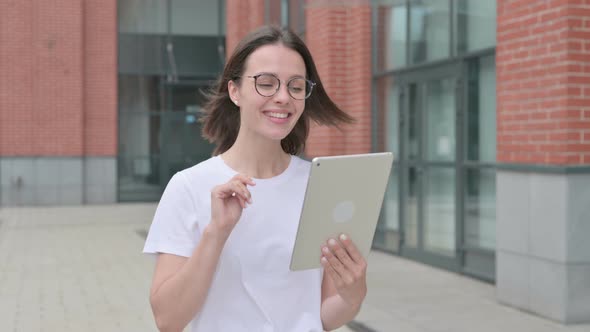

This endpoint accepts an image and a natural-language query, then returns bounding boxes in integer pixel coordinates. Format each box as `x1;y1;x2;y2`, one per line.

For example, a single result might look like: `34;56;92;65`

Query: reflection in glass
119;75;163;113
410;0;450;64
405;167;419;248
406;84;419;160
118;112;162;201
455;0;496;53
467;56;496;162
424;167;455;256
387;84;400;157
375;171;400;252
117;0;222;201
384;171;400;231
425;78;455;162
376;1;407;70
118;0;167;34
465;168;496;250
160;112;213;177
375;77;400;155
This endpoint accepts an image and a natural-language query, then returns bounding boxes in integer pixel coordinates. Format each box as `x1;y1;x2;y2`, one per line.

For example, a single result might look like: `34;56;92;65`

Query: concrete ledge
0;157;116;206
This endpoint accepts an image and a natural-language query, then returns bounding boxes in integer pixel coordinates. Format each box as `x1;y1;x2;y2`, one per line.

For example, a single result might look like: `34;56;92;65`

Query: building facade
1;0;589;324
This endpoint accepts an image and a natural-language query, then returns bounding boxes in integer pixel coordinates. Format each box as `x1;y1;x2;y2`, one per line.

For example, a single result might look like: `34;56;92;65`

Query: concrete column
496;0;590;323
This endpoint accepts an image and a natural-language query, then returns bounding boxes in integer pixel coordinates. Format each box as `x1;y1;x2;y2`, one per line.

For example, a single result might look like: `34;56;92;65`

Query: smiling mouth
264;111;291;119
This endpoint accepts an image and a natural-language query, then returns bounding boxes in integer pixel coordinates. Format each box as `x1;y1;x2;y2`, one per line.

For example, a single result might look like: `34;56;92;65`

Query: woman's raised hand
210;174;256;237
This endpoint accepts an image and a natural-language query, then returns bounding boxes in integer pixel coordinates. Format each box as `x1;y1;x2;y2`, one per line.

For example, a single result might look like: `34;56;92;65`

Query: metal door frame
394;62;464;272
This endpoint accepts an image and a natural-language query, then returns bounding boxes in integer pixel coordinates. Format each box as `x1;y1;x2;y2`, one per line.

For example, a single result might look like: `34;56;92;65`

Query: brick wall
226;0;266;57
83;1;117;156
497;0;590;165
0;0;117;157
374;6;389;154
305;0;372;157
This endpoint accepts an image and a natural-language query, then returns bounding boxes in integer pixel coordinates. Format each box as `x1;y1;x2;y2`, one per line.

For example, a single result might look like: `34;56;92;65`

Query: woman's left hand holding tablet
320;234;368;308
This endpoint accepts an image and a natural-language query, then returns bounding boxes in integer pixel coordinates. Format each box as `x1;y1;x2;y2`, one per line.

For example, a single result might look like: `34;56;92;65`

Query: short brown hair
200;25;355;156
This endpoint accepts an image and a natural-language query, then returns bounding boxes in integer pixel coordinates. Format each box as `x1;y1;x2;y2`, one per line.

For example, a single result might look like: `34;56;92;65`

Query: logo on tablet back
332;201;355;223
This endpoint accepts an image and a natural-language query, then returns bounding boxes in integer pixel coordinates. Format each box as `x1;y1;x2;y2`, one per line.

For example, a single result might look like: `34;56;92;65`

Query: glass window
376;77;400;156
118;112;162;201
384;171;400;232
467;55;496;162
375;77;401;252
406;84;420;160
118;0;167;34
118;75;164;113
171;0;222;35
425;78;456;162
405;167;419;248
455;0;496;53
376;1;407;71
118;0;221;202
465;168;496;250
409;0;450;64
424;167;456;256
375;171;401;252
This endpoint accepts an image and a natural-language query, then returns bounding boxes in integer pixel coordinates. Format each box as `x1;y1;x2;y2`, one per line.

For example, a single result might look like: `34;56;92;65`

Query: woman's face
229;43;307;142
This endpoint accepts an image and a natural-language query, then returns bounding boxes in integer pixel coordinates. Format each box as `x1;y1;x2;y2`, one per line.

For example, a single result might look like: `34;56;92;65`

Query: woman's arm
320;235;368;331
149;225;228;332
149;174;255;332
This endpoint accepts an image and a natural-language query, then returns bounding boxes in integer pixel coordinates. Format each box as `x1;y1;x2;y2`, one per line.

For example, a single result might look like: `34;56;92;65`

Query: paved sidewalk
0;204;588;332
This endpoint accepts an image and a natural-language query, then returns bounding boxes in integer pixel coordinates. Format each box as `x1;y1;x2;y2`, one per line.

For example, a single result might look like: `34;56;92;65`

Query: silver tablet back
290;152;394;270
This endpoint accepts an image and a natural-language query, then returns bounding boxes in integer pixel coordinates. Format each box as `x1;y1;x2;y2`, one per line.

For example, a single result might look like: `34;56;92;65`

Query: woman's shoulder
291;154;311;167
178;155;227;181
291;155;311;173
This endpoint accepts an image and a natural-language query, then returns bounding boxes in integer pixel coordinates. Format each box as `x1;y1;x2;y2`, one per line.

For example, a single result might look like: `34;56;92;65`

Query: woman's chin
263;129;292;142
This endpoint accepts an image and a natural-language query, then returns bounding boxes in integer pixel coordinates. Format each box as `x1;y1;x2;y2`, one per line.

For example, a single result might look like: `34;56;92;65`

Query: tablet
290;152;394;271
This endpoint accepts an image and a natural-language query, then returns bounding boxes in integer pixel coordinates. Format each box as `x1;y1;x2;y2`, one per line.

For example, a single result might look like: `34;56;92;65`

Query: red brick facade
496;0;590;165
226;0;266;57
83;1;118;156
0;0;117;157
3;0;590;164
304;0;372;157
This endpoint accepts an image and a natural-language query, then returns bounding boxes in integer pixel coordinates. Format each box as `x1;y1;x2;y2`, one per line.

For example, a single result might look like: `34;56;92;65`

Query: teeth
267;112;288;119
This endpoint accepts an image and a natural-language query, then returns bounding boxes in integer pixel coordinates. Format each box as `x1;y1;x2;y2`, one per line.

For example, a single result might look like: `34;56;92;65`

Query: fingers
233;174;256;187
337;234;366;266
327;238;356;269
320;234;367;280
212;174;256;207
229;180;251;203
321;243;353;286
321;256;343;286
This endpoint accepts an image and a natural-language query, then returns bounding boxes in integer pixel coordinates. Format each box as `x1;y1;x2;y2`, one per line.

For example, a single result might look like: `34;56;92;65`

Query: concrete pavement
0;204;588;332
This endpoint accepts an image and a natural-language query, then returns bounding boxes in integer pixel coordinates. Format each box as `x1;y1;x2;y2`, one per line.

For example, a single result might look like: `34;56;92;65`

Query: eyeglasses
242;73;316;100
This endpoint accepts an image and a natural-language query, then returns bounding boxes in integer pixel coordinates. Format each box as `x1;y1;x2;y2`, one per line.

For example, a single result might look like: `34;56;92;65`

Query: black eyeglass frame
238;73;316;100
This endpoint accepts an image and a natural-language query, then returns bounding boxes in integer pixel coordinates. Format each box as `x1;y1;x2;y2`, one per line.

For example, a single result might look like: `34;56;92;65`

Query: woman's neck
220;132;291;179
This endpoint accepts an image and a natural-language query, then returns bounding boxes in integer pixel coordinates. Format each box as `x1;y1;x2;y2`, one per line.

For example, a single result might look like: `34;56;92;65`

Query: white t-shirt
143;155;324;332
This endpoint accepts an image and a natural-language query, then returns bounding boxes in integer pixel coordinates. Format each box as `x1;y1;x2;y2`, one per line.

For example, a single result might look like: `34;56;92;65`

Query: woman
144;25;367;332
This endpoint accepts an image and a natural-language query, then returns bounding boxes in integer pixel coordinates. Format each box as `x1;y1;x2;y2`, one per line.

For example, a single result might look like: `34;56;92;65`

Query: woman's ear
228;80;240;107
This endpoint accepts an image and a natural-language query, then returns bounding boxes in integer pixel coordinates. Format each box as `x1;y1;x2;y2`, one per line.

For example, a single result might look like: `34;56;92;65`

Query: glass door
398;64;462;271
159;81;214;186
117;0;223;201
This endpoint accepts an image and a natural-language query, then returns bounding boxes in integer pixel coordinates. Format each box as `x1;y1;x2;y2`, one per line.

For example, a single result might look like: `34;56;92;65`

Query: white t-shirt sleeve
143;172;201;258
